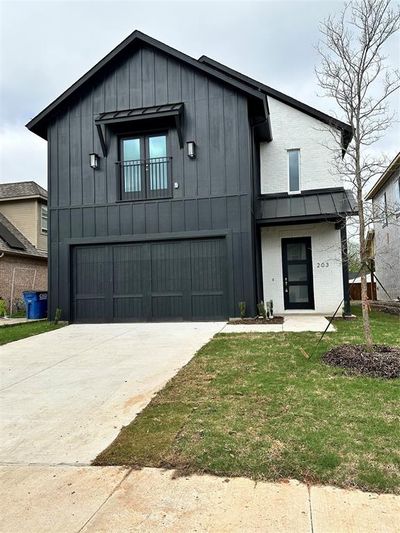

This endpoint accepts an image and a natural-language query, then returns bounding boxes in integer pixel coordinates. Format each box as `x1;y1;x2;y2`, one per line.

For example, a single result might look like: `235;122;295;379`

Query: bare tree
316;0;400;348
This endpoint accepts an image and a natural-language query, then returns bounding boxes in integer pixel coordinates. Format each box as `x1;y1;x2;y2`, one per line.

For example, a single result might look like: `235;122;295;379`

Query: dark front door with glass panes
120;133;171;201
281;237;315;309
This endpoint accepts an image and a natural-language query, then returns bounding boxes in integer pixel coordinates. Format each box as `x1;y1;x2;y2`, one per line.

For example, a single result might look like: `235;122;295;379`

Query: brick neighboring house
0;182;48;315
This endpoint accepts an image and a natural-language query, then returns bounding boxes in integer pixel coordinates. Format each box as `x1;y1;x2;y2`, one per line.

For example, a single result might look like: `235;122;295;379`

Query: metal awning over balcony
257;188;357;225
95;103;184;155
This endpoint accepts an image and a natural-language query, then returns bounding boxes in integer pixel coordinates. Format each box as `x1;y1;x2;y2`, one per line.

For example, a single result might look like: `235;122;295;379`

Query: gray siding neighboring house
26;31;356;323
366;153;400;301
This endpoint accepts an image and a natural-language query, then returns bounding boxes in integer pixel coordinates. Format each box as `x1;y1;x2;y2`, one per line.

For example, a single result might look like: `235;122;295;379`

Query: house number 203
317;262;329;268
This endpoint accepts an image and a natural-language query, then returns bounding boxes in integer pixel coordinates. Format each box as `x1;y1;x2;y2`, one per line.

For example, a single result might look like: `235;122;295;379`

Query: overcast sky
0;0;399;189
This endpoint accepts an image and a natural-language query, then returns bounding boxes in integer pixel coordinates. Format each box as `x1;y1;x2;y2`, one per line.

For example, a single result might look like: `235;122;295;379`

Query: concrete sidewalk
0;466;398;533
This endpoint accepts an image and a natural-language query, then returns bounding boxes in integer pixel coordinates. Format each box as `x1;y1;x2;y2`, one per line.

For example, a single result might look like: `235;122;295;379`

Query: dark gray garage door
72;238;228;322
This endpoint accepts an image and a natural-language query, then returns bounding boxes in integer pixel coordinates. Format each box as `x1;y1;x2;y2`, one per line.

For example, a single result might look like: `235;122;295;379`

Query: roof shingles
0;212;47;258
0;181;47;201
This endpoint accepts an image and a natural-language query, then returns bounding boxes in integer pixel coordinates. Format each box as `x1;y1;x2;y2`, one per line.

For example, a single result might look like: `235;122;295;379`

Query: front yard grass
95;307;400;493
0;321;65;345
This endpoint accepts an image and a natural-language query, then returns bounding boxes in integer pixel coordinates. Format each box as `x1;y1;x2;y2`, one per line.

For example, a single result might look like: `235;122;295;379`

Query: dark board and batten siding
48;45;256;321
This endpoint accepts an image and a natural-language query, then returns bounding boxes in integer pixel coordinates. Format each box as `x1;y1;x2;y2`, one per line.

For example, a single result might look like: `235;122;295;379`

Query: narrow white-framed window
41;205;48;234
382;192;388;227
287;149;300;193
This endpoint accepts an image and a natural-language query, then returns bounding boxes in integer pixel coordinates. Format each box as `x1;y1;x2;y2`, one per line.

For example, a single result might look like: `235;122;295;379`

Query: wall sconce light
89;153;99;169
186;141;196;159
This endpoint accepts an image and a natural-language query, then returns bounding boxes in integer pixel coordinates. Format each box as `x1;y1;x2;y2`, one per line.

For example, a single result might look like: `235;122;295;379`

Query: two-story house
26;31;356;323
366;153;400;301
0;181;48;313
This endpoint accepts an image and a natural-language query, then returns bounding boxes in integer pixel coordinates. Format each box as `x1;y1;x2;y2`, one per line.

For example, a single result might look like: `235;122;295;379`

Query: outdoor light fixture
186;141;196;159
89;153;99;169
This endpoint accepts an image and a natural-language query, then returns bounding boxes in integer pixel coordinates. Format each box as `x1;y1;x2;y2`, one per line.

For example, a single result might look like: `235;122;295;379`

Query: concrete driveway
0;322;224;464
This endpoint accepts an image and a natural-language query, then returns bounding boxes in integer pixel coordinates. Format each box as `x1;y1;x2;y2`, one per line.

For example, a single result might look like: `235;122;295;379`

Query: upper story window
288;149;300;193
41;205;48;234
117;133;172;201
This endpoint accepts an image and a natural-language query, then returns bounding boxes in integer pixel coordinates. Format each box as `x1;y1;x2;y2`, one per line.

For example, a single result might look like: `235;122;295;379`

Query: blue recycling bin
23;291;48;319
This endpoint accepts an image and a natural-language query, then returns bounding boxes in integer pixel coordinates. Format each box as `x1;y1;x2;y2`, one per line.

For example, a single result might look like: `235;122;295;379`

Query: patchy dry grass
95;307;400;493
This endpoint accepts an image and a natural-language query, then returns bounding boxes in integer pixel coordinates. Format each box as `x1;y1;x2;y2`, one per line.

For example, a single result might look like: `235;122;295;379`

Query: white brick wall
372;170;400;300
261;222;344;314
260;97;343;194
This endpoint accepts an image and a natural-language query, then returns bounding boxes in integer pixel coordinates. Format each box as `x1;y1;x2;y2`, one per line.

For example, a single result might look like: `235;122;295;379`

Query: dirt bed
229;316;284;325
323;344;400;379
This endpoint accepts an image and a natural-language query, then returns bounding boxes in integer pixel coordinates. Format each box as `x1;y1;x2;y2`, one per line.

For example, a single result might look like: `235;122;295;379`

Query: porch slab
221;315;335;333
282;315;335;332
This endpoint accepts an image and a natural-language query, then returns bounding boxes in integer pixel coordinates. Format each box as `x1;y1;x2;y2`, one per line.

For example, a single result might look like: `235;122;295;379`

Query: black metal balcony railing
116;157;172;201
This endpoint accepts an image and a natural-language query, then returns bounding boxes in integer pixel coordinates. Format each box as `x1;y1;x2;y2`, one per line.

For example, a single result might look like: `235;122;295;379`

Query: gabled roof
0;212;47;258
0;181;47;202
26;31;269;140
198;56;353;149
365;152;400;200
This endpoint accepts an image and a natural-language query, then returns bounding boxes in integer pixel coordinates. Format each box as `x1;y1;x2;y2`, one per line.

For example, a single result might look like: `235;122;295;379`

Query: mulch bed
323;344;400;379
229;316;284;325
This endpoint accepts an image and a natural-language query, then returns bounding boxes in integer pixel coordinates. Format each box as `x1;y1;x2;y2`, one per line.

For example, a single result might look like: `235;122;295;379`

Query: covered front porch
256;188;357;316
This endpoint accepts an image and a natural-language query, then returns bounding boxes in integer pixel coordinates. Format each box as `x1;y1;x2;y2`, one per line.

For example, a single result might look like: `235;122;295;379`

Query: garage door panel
151;295;184;320
74;246;106;297
150;242;187;292
113;245;146;295
113;297;144;321
75;298;106;323
190;240;225;292
73;246;108;322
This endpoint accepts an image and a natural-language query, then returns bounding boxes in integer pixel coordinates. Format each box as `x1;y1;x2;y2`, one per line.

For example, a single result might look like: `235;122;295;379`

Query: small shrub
54;307;62;324
238;301;246;319
257;301;267;319
0;298;7;318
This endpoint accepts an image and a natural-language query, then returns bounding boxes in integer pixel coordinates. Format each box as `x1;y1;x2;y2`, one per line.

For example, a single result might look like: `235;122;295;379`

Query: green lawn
0;321;65;345
95;307;400;493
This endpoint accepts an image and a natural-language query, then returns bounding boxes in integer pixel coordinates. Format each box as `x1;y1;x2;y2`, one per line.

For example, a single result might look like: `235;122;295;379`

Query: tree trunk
355;135;373;351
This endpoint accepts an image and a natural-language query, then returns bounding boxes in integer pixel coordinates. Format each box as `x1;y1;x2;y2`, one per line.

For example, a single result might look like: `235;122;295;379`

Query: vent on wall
0;221;26;250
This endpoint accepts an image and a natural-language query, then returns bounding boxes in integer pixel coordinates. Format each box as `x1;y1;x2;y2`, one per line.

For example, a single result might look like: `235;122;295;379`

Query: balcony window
118;133;171;201
288;149;300;193
41;205;48;234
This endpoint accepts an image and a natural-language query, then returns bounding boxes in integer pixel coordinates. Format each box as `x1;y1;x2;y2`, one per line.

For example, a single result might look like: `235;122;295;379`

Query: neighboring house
365;153;400;301
26;31;356;323
0;182;48;313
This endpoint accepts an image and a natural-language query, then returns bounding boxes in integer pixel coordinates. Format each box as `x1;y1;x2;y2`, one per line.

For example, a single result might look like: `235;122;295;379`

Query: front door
282;237;315;310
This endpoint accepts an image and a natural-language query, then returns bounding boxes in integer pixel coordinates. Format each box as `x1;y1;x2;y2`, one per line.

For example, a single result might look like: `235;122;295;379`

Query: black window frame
281;236;315;310
117;129;172;202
